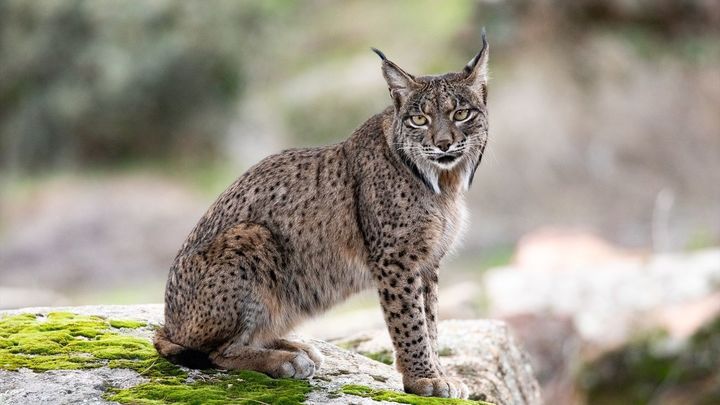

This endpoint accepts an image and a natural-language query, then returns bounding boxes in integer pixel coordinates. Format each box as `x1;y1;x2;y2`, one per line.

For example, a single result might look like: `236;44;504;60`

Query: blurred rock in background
484;244;720;348
579;313;720;404
503;313;583;405
0;175;208;306
484;233;720;404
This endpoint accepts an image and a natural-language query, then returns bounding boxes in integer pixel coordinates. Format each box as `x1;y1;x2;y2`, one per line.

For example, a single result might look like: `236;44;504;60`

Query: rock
0;368;145;405
483;247;720;404
332;320;542;405
647;291;720;341
579;314;720;404
483;248;720;348
512;228;644;273
502;314;582;405
0;305;541;404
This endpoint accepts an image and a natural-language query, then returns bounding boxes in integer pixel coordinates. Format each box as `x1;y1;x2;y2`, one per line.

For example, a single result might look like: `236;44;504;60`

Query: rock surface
0;305;541;405
0;367;145;405
333;320;542;405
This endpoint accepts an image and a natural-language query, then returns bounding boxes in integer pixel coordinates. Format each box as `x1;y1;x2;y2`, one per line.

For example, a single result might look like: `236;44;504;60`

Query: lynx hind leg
187;221;288;348
267;338;323;368
210;345;316;379
200;223;317;379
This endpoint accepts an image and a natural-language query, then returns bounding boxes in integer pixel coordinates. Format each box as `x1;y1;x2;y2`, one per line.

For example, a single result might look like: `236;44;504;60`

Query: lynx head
373;32;489;194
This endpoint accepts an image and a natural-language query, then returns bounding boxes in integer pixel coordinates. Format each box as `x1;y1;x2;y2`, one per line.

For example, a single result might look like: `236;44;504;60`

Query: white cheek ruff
457;201;470;247
442;199;470;256
418;165;440;194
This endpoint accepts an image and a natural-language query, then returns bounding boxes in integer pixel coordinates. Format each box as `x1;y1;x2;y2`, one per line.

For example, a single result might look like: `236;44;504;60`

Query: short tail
153;327;213;369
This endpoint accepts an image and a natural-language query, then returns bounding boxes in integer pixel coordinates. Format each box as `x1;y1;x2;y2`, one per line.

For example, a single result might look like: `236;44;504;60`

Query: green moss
341;384;492;405
0;312;160;372
109;319;147;329
0;312;312;404
361;349;394;365
108;370;311;405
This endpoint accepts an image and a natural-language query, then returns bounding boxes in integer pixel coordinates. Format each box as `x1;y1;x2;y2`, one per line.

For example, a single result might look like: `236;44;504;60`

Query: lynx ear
372;48;420;109
463;29;489;104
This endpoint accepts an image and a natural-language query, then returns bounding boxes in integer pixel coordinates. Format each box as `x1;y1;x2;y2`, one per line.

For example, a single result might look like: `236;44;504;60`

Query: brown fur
155;36;490;399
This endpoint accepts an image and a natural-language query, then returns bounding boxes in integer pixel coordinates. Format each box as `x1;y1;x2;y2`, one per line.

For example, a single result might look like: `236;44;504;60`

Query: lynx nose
435;139;452;152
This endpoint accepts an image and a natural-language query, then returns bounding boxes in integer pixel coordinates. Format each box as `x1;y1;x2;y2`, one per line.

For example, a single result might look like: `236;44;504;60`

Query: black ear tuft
374;50;419;109
464;27;489;74
463;27;490;99
371;48;387;61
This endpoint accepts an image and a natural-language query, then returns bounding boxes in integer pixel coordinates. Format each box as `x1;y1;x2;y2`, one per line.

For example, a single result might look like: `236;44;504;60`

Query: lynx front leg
422;268;444;374
374;261;468;399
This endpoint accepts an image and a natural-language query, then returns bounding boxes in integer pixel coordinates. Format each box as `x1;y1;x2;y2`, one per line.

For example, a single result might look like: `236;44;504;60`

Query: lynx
155;34;489;399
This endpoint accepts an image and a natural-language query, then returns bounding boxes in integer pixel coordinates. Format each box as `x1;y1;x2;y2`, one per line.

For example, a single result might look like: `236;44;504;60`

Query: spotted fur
155;35;490;399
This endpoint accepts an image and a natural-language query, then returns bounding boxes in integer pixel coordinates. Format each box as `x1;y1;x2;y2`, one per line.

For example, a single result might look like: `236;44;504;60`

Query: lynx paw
269;339;324;369
404;376;469;399
300;344;323;368
269;352;316;379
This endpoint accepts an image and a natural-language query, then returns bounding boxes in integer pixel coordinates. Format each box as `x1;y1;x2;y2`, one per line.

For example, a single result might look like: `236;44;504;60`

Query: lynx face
373;36;489;193
396;80;488;171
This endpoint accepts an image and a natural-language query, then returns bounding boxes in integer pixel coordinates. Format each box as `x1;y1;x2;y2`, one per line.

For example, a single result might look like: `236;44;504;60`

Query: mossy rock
1;308;538;404
0;312;311;404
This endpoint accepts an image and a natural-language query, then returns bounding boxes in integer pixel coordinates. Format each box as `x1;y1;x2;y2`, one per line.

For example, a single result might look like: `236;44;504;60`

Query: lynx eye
453;109;470;122
409;115;428;127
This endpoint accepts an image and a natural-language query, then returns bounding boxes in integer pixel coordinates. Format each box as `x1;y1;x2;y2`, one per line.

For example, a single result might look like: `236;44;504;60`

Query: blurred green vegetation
0;0;298;172
0;0;482;174
580;316;720;404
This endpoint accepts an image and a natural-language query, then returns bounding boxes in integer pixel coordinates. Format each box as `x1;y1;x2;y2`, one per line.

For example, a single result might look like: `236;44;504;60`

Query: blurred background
1;0;719;403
